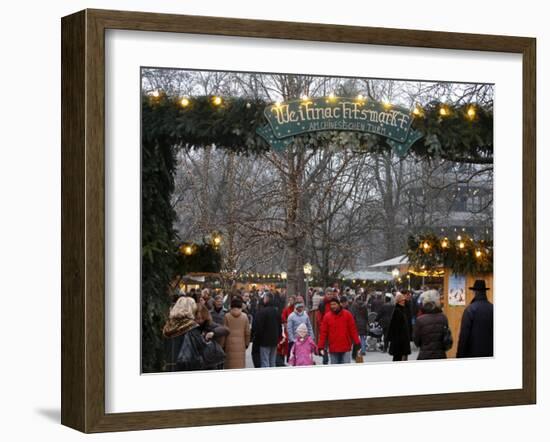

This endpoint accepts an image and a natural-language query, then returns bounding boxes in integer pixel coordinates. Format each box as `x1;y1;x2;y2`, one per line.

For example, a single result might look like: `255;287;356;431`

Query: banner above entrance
256;97;423;156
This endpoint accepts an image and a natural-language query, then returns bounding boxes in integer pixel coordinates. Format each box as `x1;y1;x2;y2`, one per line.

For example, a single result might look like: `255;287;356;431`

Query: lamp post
280;271;287;291
392;268;399;289
303;263;312;307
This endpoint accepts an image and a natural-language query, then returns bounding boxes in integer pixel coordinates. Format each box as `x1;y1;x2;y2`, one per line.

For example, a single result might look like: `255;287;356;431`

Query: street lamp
303;263;312;307
212;233;222;248
280;271;287;291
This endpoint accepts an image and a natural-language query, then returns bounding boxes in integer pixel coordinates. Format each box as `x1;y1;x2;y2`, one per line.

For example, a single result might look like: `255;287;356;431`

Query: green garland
142;94;493;162
407;233;493;275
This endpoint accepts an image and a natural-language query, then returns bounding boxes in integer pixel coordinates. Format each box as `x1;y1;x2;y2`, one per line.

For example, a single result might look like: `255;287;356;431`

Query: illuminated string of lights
407;233;493;274
146;90;485;124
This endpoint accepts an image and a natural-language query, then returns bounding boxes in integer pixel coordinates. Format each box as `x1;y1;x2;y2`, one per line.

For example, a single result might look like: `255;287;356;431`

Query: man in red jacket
318;297;360;364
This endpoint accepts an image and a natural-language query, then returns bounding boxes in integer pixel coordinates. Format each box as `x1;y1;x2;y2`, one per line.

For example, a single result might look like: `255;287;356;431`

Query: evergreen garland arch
141;93;493;372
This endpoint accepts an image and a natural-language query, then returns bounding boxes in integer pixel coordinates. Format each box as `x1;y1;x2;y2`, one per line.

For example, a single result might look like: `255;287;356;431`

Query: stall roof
341;270;394;281
368;255;409;268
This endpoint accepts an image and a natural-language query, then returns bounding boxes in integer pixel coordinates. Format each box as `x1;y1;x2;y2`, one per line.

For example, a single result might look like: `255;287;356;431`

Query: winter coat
387;304;411;357
457;293;494;358
252;301;282;347
287;310;314;343
413;305;449;359
289;336;317;366
350;299;369;335
222;308;251;369
311;293;323;310
318;308;360;353
209;306;227;326
369;297;384;314
162;317;199;372
376;303;394;329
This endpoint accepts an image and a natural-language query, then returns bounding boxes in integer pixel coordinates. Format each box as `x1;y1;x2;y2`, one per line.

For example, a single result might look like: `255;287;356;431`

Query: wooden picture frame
61;8;536;433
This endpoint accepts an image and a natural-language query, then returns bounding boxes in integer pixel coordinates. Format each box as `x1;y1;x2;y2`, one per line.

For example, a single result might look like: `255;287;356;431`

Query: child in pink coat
288;323;317;366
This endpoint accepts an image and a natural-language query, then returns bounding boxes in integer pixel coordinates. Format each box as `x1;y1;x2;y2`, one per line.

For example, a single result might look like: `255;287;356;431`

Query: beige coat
222;308;251;369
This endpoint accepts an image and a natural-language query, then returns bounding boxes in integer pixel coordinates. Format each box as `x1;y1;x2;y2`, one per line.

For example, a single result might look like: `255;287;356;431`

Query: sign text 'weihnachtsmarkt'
256;97;423;156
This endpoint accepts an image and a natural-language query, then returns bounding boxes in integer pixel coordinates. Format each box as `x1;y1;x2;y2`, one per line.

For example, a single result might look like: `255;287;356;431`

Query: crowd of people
162;279;494;371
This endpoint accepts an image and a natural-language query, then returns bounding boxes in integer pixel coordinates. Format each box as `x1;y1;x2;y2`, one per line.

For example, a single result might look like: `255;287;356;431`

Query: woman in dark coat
387;293;411;361
376;294;395;352
162;296;201;372
413;290;448;360
350;296;369;356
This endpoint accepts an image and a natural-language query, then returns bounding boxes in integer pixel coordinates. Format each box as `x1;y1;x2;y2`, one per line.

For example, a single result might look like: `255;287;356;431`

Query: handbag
202;338;225;368
442;325;453;351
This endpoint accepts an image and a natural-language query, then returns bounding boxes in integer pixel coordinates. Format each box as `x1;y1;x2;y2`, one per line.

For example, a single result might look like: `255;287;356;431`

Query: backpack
442;325;453;351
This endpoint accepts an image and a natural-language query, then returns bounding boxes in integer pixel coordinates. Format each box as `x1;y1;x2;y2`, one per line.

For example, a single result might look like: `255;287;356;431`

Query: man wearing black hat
456;280;494;358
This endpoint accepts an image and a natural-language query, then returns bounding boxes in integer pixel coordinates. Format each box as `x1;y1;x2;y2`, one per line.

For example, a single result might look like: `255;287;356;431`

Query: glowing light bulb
356;94;365;101
180;97;190;107
467;106;476;119
439;106;449;116
475;249;483;258
413;106;423;116
301;94;309;102
212;96;222;106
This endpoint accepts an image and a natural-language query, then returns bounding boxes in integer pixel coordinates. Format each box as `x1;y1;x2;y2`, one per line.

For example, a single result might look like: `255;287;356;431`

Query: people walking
350;295;369;358
222;297;251;369
376;293;394;352
413;290;449;360
316;290;336;364
387;292;412;361
209;294;226;326
162;296;200;372
288;323;317;366
287;301;314;357
252;292;282;367
318;297;360;364
457;280;494;358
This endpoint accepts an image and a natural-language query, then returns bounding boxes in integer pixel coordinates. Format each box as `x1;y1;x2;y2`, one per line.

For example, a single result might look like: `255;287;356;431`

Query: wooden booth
442;270;493;358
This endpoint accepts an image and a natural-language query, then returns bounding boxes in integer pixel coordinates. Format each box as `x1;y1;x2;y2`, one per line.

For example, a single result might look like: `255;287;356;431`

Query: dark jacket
209;306;227;326
457;293;494;358
252;300;281;347
350;299;369;335
387;304;411;356
413;304;448;359
369;297;384;314
376;303;394;329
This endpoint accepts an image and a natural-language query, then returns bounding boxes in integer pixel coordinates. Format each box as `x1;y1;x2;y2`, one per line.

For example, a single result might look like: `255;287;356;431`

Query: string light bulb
301;94;309;102
180;97;190;107
382;100;392;109
422;241;430;251
151;89;160;98
413;106;423;117
439;106;449;117
356;94;365;102
475;249;483;258
459;241;465;249
467;106;476;119
441;238;449;248
327;92;336;101
212;96;223;106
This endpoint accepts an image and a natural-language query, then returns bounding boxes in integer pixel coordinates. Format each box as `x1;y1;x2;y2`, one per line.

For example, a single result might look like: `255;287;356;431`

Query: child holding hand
288;323;317;366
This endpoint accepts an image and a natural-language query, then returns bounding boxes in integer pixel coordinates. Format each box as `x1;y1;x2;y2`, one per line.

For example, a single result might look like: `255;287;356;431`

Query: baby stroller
366;312;384;352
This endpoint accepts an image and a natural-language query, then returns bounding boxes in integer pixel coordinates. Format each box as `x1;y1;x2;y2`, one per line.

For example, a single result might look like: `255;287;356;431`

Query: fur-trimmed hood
162;317;198;339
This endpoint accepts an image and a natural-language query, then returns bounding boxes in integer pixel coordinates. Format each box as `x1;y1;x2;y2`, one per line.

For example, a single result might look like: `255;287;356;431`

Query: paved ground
245;342;420;368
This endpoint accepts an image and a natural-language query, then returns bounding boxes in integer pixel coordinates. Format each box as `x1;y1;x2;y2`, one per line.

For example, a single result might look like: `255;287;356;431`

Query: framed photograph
61;9;536;433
